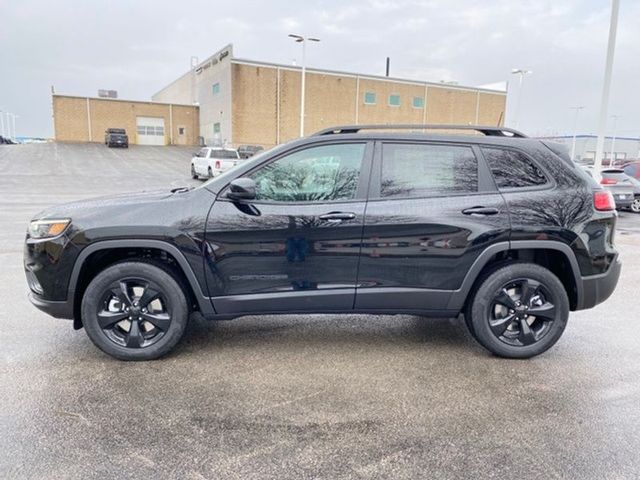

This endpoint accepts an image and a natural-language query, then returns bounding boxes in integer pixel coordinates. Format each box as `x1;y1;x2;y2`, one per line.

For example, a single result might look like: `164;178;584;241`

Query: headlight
28;219;71;239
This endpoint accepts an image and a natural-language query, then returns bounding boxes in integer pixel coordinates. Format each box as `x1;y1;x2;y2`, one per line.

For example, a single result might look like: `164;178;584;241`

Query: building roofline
52;94;197;108
230;57;507;94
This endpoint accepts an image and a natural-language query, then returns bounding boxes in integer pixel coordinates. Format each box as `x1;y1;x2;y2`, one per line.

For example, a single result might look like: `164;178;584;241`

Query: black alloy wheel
466;263;569;359
81;262;189;360
98;278;171;349
488;278;556;347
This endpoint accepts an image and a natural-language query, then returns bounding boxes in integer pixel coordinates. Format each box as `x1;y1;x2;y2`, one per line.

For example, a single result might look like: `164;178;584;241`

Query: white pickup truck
190;147;241;179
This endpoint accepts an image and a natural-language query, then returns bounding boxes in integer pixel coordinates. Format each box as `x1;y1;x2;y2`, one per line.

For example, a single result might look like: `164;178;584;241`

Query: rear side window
481;147;548;189
380;143;478;198
212;149;239;159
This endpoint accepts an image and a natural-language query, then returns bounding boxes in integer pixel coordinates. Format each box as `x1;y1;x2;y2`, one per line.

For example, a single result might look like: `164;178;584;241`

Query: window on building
213;123;221;134
178;127;186;135
412;96;424;108
364;92;376;105
381;143;478;198
481;147;548;189
212;83;220;95
248;143;366;202
389;94;401;107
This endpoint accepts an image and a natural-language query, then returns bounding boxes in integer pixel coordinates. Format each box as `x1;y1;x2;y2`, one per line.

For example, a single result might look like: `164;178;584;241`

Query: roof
52;94;196;108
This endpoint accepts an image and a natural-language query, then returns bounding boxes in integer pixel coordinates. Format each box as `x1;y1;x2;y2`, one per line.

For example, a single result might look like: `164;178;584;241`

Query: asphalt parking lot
1;142;640;479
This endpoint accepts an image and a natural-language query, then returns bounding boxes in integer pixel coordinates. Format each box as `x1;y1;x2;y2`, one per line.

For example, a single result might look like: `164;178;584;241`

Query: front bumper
28;291;74;319
578;257;622;310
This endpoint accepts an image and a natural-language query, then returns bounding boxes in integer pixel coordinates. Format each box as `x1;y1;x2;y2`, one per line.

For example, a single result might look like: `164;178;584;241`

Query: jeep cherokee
24;125;621;360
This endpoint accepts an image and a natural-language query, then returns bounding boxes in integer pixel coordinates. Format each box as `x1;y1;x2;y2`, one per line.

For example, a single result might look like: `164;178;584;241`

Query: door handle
318;212;357;222
461;206;500;216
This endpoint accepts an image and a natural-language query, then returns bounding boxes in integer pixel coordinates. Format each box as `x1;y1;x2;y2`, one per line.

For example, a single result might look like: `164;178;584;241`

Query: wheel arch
69;240;214;329
448;240;583;312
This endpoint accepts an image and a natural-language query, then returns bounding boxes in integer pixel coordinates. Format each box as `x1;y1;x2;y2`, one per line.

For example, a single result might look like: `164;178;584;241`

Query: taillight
215;161;221;169
594;190;615;211
600;178;617;185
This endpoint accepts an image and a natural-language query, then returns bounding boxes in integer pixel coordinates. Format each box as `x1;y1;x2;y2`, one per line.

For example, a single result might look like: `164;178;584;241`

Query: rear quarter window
481;147;548;189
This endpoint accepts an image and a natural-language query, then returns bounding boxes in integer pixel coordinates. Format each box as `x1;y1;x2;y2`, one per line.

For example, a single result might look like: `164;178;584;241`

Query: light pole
609;114;620;166
569;106;585;162
592;0;620;179
511;68;532;129
289;34;320;137
0;110;4;138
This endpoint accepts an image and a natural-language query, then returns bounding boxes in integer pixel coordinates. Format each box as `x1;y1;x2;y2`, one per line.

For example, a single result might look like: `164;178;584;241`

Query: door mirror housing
226;178;256;201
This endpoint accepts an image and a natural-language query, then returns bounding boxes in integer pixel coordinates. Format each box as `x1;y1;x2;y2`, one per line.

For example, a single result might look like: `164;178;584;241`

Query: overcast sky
2;0;638;138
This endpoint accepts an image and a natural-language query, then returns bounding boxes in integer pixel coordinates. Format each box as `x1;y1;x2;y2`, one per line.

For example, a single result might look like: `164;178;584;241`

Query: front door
204;141;372;315
355;140;510;313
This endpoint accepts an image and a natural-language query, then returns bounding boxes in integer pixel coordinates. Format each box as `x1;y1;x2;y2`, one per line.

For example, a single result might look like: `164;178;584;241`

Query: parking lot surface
2;142;640;479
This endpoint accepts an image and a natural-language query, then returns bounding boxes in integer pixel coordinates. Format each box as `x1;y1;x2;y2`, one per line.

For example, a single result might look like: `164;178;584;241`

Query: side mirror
226;178;256;201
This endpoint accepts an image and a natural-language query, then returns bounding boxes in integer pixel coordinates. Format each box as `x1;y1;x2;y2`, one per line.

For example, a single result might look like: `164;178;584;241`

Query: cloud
1;0;638;138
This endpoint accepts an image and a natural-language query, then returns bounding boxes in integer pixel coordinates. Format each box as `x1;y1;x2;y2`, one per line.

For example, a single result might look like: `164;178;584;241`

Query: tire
81;261;189;361
191;165;198;180
631;197;640;214
465;263;569;359
207;167;213;178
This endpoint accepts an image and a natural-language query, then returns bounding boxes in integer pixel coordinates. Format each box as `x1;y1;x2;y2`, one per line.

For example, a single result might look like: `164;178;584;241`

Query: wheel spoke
138;285;160;309
528;302;556;321
126;321;143;348
142;312;171;331
489;314;516;336
111;281;133;307
518;319;536;345
520;279;540;305
97;310;129;329
495;289;517;310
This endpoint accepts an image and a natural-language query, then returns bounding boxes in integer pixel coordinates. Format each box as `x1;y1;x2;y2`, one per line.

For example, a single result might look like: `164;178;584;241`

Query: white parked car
190;147;241;179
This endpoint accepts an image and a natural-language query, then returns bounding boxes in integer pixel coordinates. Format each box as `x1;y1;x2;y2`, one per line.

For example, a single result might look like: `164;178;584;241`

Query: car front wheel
191;165;198;179
466;263;569;359
81;261;189;361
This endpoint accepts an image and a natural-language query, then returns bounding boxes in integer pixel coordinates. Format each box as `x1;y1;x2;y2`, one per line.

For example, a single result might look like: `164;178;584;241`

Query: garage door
136;117;165;146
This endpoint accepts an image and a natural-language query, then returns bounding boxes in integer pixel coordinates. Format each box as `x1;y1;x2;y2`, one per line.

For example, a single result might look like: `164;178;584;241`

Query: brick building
154;44;507;148
52;95;199;145
53;44;507;147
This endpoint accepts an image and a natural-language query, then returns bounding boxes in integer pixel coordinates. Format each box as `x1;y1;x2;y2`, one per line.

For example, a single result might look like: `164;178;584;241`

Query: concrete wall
52;95;199;145
230;61;507;148
153;45;233;146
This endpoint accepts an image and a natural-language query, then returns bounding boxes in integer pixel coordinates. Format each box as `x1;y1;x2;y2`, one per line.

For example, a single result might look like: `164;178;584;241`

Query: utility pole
569;106;585;161
511;68;532;129
288;34;320;137
592;0;620;179
609;114;620;166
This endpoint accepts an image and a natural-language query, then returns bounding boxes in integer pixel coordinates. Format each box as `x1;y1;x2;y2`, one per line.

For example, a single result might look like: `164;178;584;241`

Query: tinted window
623;164;637;178
250;143;365;202
211;149;238;159
381;143;478;198
482;147;548;188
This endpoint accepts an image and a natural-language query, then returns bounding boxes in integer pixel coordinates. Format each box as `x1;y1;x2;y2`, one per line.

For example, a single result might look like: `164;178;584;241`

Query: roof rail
312;124;528;138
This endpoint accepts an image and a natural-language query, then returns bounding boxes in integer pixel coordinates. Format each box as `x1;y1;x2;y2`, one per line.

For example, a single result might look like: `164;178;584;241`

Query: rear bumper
28;292;74;320
577;257;621;310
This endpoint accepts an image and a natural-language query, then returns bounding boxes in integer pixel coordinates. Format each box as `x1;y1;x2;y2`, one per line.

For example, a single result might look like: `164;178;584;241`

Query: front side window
249;143;365;202
481;147;548;189
381;143;478;198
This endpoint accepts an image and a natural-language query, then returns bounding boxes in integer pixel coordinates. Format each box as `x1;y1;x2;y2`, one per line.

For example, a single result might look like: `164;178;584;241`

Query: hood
33;188;193;223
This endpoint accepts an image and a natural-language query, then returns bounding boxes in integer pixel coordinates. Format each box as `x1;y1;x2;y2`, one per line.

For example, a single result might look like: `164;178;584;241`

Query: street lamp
511;68;533;129
609;114;620;166
289;34;320;137
569;106;585;161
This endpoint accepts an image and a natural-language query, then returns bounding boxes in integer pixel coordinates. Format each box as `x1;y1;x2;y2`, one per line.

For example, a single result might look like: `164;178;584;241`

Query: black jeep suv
24;125;621;360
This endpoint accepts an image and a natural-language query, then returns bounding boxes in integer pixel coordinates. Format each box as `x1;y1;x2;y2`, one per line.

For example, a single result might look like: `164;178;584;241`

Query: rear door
355;140;510;313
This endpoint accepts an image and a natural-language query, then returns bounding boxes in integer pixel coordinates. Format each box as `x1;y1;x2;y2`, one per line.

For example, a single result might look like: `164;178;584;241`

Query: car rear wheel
81;261;189;361
631;197;640;213
466;263;569;359
207;167;213;178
